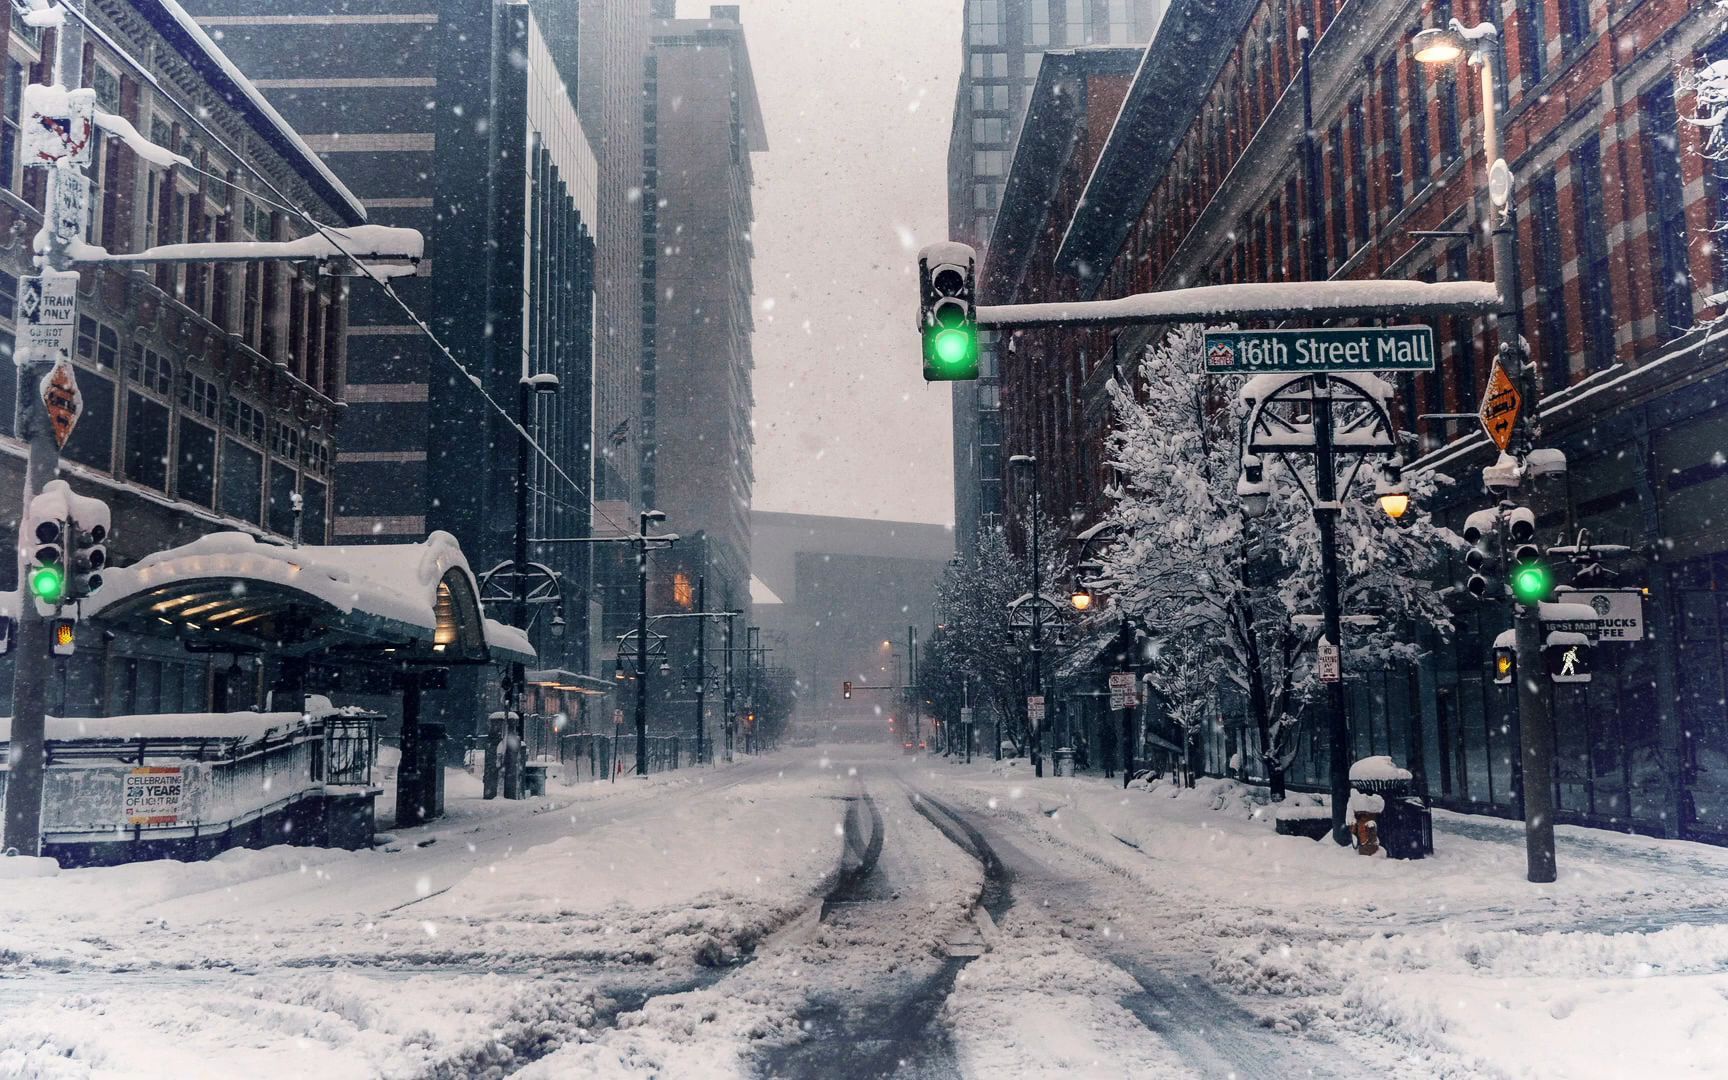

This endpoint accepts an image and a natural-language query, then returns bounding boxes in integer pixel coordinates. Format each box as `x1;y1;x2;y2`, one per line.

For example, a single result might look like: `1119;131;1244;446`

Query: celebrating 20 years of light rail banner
1203;325;1437;374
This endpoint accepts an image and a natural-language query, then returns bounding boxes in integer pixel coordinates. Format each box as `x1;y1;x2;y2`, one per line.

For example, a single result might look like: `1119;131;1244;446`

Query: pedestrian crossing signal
51;618;75;656
1493;646;1514;685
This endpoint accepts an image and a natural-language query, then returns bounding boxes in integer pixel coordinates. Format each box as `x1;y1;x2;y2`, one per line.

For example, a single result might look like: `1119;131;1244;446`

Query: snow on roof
145;0;367;224
0;710;306;746
90;530;472;636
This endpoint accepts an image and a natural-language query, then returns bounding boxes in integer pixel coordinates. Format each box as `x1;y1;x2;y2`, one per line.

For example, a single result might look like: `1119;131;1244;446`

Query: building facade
624;3;763;635
986;0;1728;843
752;511;953;737
189;1;604;719
946;0;1160;552
0;0;362;713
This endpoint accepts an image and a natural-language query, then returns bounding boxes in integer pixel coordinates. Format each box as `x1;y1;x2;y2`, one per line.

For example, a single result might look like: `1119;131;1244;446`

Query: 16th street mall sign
1204;325;1436;374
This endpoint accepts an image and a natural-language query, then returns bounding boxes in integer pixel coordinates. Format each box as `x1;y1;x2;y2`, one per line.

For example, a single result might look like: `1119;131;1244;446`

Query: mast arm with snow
977;279;1499;330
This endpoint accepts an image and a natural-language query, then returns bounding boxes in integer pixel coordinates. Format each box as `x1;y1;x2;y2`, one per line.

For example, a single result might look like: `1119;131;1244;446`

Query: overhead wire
52;0;633;539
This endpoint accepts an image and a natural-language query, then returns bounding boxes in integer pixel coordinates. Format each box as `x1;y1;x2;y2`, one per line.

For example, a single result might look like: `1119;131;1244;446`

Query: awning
86;530;535;667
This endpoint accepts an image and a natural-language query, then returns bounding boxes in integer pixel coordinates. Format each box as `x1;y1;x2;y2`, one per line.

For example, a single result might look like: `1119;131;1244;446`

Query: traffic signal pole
4;7;83;858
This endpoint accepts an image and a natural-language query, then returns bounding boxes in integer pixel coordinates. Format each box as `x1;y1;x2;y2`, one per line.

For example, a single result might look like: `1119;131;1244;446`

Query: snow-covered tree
1102;324;1456;797
933;527;1034;756
1146;632;1216;787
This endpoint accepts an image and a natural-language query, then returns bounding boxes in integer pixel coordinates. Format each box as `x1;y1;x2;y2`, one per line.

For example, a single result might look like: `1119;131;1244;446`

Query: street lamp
1410;25;1466;65
1376;457;1410;523
1069;588;1094;613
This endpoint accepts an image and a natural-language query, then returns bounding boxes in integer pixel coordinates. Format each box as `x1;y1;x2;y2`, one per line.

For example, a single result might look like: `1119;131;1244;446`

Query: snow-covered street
5;747;1726;1078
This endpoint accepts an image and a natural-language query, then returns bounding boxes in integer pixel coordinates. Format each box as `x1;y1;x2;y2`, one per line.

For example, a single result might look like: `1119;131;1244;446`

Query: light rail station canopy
85;531;534;667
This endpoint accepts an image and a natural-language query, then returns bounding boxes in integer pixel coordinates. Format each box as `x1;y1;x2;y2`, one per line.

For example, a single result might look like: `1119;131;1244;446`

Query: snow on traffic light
918;242;979;382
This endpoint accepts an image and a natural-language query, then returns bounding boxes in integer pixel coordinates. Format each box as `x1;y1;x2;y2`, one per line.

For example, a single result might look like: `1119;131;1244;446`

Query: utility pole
907;624;919;748
694;573;707;765
3;2;83;858
723;615;736;762
633;509;664;776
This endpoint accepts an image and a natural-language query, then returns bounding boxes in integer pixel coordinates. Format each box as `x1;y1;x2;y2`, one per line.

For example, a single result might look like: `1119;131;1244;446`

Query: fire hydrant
1348;790;1385;855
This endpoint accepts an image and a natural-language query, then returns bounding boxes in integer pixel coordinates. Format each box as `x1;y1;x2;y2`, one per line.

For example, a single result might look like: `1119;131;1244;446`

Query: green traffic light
931;326;975;368
1510;561;1552;605
29;564;65;604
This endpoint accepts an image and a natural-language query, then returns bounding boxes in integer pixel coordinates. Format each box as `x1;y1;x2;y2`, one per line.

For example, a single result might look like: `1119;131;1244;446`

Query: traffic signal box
918;242;979;382
1463;504;1553;605
1462;508;1503;599
842;680;853;700
1505;507;1553;606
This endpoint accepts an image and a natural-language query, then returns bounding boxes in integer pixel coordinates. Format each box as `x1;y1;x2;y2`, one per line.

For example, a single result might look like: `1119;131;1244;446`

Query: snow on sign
21;84;96;167
16;271;78;354
123;766;185;826
39;358;81;448
1479;360;1522;452
1203;326;1435;374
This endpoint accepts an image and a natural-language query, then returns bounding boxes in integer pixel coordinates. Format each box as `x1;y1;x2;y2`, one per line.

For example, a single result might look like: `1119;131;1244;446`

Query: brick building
983;0;1728;842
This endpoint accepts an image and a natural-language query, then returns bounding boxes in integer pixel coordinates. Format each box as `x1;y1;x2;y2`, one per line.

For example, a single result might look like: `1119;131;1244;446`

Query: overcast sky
683;0;964;527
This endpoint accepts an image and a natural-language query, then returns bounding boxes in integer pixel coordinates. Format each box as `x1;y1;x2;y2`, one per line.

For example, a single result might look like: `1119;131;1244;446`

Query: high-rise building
576;0;649;508
946;0;1159;551
632;2;764;625
188;1;605;722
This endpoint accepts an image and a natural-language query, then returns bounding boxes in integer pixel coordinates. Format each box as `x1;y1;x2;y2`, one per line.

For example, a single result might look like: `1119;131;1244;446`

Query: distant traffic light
918;242;979;381
843;680;853;700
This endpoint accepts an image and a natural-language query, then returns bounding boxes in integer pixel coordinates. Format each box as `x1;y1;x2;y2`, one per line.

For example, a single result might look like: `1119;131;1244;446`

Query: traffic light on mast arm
918;242;979;381
842;680;853;700
1461;509;1503;600
1505;506;1554;606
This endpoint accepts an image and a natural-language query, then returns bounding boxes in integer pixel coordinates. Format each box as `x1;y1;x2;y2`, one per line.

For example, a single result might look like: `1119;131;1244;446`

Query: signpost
1478;359;1522;452
1203;325;1435;374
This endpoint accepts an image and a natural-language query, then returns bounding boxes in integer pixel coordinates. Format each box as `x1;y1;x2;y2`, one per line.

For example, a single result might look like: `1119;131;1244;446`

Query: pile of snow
0;855;59;880
1348;755;1413;783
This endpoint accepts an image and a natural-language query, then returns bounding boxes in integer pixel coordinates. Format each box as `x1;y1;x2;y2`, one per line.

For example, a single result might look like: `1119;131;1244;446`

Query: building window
224;395;266;444
91;64;119;113
974;150;1005;177
1;61;24;193
1437;68;1461;167
1519;0;1545;85
970;51;1007;78
76;316;119;370
220;438;263;524
973;117;1005;144
1404;50;1432;189
1642;79;1693;340
967;0;1003;46
1029;0;1052;45
1530;171;1569;390
128;346;173;397
125;392;170;491
271;420;301;461
178;371;220;420
177;420;216;508
1558;0;1587;52
1348;96;1370;251
1380;59;1405;212
1447;244;1479;396
1327;123;1348;269
1572;136;1615;372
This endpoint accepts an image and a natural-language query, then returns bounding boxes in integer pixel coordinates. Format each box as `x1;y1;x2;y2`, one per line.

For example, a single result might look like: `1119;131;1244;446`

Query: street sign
21;84;96;167
1570;588;1644;641
1203;325;1435;374
17;272;78;354
1026;695;1045;724
1479;359;1522;452
39;358;81;448
52;170;88;244
1317;639;1341;683
1108;671;1136;710
959;706;974;726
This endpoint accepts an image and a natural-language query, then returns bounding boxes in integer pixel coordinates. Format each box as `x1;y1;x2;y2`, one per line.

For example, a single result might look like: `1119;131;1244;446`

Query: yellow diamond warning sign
39;358;81;449
1478;360;1522;452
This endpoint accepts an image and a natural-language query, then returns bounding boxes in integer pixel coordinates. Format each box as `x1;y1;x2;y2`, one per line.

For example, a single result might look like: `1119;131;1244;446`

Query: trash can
1348;756;1431;860
1053;747;1076;776
523;762;549;797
